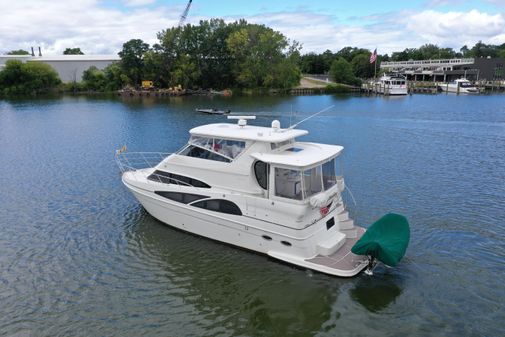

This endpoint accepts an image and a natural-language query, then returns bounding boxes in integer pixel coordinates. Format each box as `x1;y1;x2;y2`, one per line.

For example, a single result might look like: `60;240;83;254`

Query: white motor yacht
374;74;408;95
116;115;409;277
439;78;479;94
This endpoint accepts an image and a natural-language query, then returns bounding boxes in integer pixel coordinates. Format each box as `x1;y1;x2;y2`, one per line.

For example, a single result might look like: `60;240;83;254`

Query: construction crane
178;0;192;27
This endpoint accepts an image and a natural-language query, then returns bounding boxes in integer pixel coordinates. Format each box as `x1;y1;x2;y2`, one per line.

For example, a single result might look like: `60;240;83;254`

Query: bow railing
115;151;171;173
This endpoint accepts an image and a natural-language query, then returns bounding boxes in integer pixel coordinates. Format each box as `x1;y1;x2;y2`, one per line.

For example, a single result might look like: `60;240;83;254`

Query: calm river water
0;93;504;336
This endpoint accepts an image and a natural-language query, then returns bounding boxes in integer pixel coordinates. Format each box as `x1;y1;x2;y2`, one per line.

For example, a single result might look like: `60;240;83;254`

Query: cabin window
147;170;210;188
154;191;208;204
184;136;246;160
254;161;269;190
322;158;337;190
179;145;231;162
191;199;242;216
302;166;323;198
275;168;302;200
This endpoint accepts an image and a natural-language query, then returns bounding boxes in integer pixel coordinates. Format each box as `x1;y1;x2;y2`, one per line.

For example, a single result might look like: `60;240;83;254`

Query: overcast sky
1;0;504;56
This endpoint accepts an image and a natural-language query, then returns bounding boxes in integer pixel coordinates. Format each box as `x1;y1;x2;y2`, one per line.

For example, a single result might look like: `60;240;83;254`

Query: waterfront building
381;57;505;82
0;54;120;82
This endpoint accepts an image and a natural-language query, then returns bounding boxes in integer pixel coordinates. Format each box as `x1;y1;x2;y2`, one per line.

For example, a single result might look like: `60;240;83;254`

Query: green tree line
79;19;301;92
2;28;505;95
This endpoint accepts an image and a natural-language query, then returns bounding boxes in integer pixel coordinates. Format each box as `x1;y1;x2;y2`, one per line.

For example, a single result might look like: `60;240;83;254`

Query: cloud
123;0;156;7
0;1;504;56
0;0;179;55
405;9;505;48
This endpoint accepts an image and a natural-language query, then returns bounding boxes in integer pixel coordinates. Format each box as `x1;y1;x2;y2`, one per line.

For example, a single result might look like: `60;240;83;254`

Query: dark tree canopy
118;39;150;86
0;60;60;95
7;49;30;55
329;58;360;86
63;48;84;55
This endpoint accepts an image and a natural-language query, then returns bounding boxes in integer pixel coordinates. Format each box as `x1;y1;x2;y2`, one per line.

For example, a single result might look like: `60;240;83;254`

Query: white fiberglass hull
123;177;369;277
440;84;479;94
376;86;408;95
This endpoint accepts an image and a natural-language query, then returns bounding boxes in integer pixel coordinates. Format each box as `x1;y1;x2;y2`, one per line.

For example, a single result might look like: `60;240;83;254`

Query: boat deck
305;227;368;274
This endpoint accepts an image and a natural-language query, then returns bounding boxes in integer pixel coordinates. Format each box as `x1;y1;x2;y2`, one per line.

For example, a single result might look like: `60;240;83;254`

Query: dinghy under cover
351;213;410;267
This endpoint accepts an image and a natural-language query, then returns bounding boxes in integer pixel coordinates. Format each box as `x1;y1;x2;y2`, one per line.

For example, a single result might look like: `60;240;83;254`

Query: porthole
281;241;292;247
262;235;272;241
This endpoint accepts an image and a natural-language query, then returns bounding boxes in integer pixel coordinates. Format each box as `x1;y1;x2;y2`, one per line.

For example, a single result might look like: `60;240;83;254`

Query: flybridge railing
115;151;171;173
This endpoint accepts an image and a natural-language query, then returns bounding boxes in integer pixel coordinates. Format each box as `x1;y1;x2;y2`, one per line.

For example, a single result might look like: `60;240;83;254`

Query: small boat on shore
438;78;479;94
196;108;231;115
116;112;410;277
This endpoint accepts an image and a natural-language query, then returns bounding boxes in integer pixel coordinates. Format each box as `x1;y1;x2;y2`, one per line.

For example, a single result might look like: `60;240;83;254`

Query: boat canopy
251;142;343;169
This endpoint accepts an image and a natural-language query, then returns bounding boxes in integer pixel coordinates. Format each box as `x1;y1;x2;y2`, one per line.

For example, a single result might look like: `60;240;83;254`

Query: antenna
287;105;335;130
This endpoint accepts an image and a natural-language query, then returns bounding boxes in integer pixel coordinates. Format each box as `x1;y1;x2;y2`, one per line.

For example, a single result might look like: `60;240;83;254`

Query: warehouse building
0;54;120;82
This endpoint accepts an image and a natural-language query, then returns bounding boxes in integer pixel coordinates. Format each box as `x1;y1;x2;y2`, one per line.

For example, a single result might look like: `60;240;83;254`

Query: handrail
115;151;171;173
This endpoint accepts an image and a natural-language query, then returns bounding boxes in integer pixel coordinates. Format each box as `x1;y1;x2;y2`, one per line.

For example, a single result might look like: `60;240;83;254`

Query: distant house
0;54;120;82
380;57;505;82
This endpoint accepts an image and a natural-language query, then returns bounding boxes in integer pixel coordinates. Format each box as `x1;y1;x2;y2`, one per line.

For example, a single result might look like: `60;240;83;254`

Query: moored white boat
116;113;409;277
374;74;408;95
438;78;479;94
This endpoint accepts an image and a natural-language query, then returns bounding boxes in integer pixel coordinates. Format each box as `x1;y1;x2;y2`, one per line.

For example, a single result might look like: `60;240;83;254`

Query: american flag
370;48;377;64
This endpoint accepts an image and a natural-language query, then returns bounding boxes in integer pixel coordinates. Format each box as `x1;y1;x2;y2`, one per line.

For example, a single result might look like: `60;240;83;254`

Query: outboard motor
351;213;410;275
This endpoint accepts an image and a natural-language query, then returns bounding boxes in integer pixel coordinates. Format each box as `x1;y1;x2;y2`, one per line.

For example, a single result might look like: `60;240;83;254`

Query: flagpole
375;46;378;79
374;58;377;79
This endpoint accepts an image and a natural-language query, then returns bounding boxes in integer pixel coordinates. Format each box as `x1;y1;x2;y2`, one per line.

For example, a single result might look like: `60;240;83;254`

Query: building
380;57;505;82
0;54;120;82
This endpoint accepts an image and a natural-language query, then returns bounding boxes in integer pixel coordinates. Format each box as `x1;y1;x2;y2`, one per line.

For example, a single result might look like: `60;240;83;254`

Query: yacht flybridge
116;114;409;277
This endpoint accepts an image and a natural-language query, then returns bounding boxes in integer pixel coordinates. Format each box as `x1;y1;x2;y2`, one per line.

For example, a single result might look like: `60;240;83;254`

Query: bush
0;60;61;96
325;84;352;93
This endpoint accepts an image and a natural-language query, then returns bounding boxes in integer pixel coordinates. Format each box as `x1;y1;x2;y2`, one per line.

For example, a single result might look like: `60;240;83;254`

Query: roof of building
28;55;120;62
189;122;309;142
251;142;343;168
0;55;33;59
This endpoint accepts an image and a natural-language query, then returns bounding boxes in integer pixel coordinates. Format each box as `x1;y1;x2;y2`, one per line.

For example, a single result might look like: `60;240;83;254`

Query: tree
82;66;106;91
7;49;30;55
63;48;84;55
226;24;300;88
156;19;300;89
118;39;150;86
329;58;359;86
336;47;369;62
0;60;60;95
351;53;374;79
103;63;129;90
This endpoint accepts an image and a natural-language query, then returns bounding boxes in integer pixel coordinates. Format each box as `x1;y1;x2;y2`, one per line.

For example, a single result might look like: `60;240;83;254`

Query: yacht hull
124;179;369;277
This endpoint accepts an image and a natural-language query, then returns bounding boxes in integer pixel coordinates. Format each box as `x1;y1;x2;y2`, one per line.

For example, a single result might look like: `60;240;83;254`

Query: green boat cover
351;213;410;267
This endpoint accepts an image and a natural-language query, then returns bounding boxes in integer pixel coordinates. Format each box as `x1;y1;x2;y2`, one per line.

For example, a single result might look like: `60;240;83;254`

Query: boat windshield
274;157;340;200
179;136;246;162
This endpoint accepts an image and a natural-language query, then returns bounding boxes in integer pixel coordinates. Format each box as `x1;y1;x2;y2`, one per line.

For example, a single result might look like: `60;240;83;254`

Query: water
0;93;504;336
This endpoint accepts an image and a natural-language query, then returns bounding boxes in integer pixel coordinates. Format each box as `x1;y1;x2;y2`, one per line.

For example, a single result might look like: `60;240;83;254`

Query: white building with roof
0;54;120;82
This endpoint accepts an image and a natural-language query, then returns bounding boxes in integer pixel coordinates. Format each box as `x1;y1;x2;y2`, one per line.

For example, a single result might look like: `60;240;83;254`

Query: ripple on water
1;95;505;336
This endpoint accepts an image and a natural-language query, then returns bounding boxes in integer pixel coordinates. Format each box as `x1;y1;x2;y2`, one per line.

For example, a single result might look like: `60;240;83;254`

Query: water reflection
128;214;340;336
349;274;402;313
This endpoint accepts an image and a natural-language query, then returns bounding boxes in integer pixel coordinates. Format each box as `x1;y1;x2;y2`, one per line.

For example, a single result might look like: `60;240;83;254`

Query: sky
0;0;504;56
